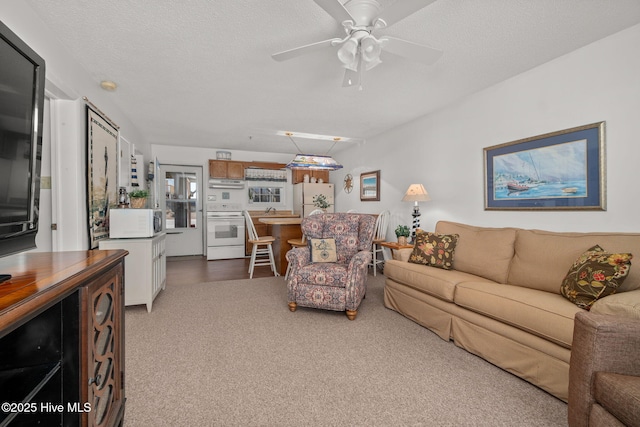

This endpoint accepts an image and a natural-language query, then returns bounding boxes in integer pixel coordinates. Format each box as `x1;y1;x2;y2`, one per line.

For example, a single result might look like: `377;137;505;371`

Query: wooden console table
258;217;303;276
0;250;127;426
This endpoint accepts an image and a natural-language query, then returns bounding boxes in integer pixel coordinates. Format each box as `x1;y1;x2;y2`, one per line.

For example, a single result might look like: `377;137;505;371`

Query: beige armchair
568;311;640;426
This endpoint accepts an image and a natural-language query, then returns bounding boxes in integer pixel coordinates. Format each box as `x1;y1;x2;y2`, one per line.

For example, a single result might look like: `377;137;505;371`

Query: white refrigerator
293;183;335;217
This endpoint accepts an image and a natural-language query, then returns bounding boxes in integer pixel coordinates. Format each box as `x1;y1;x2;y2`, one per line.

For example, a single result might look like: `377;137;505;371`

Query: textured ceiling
25;0;640;155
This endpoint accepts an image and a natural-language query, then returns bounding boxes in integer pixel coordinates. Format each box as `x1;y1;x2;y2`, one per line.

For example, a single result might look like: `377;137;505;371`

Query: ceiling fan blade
272;38;341;62
374;0;436;28
313;0;354;24
383;36;443;65
342;68;360;88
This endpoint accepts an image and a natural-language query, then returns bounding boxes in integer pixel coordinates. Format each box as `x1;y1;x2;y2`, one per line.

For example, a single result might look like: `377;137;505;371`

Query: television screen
0;20;45;260
0;37;35;224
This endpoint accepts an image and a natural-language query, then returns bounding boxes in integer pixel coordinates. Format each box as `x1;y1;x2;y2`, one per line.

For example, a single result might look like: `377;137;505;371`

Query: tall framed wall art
86;105;119;248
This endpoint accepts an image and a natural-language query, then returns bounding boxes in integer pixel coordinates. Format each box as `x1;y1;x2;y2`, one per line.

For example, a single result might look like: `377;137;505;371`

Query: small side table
380;241;414;262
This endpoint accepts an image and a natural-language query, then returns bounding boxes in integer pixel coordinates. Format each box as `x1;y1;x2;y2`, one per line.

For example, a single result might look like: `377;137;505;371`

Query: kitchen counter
257;217;303;275
257;217;302;225
248;210;299;219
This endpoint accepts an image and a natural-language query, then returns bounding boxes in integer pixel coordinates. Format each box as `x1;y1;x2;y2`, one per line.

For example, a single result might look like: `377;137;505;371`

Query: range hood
208;179;245;189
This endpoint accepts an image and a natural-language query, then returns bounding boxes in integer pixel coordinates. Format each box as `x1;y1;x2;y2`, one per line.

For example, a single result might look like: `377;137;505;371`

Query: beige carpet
124;273;568;426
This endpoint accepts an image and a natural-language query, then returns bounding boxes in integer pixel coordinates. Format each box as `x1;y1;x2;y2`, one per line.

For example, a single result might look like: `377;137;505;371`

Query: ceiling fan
272;0;443;88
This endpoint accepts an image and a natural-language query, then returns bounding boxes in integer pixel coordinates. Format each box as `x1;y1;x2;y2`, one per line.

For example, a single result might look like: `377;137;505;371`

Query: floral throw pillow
408;230;459;270
560;245;633;310
309;238;338;263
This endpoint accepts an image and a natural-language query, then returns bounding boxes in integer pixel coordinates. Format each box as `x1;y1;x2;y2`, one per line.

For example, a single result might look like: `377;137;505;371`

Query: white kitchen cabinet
99;232;166;312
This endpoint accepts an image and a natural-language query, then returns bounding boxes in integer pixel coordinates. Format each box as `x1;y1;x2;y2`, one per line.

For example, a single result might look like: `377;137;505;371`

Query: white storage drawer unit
99;232;166;312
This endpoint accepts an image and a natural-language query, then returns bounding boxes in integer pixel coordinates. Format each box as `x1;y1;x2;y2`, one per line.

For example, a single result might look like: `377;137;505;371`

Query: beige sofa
383;221;640;402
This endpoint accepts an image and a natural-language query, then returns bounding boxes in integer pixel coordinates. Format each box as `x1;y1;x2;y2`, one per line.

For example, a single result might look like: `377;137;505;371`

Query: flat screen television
0;20;45;275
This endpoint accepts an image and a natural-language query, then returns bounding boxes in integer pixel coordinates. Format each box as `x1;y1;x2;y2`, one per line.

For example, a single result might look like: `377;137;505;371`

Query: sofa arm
568;311;640;427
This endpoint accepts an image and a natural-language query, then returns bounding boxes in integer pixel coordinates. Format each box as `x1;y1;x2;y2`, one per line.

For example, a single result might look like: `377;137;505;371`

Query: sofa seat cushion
384;259;495;303
296;263;349;288
435;221;516;283
454;282;581;348
593;372;640;427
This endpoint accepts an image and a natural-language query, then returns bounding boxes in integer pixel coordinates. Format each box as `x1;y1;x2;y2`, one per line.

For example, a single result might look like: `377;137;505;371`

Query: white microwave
109;208;163;238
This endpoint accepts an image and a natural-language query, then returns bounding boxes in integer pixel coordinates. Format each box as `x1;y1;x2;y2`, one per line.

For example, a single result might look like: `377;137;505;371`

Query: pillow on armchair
309;238;337;263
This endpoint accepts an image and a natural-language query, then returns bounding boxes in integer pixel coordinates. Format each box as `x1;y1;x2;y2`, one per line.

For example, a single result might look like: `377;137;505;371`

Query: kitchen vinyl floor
166;256;277;286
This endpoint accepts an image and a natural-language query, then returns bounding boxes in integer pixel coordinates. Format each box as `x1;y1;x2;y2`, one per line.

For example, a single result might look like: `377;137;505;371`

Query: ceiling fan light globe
337;38;359;66
361;35;382;63
364;57;382;70
343;60;360;72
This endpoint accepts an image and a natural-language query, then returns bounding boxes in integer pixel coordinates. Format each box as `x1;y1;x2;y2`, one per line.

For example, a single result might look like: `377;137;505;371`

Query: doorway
159;164;203;256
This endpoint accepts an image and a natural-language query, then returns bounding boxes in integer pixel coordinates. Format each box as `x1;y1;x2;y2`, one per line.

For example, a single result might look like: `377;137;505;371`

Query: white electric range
206;202;245;260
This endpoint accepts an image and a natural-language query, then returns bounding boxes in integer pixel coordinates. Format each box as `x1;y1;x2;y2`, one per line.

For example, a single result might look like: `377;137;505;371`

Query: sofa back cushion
435;221;517;283
508;229;640;294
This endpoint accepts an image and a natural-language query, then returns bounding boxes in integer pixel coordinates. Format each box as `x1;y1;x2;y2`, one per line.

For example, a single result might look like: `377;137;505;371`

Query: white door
160;164;203;256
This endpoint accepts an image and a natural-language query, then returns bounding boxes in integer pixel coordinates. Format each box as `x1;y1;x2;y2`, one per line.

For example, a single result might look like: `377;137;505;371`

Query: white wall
0;2;148;155
1;2;151;251
335;24;640;237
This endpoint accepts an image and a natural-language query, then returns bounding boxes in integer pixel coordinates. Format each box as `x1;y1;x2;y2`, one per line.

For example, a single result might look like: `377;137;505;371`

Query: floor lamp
402;184;431;241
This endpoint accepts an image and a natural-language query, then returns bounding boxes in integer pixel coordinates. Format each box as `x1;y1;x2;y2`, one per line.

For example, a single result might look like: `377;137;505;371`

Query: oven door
207;214;245;247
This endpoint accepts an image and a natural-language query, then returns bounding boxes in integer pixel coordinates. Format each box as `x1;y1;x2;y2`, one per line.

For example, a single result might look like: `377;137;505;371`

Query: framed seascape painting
87;106;119;248
360;170;380;201
484;122;606;210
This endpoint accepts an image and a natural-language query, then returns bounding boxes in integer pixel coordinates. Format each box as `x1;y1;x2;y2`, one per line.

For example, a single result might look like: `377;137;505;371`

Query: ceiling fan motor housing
344;0;382;28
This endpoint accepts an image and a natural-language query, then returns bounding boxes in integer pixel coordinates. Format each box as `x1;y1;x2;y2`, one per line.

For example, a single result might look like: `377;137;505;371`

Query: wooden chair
369;210;390;276
243;211;279;279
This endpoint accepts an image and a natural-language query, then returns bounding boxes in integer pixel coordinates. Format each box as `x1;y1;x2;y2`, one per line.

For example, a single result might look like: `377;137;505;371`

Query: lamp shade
286;154;343;170
402;184;431;202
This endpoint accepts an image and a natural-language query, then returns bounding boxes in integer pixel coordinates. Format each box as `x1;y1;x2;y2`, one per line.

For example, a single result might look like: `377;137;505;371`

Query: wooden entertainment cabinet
0;250;127;427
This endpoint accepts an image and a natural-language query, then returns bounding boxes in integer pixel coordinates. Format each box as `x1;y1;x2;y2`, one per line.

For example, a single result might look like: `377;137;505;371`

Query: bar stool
243;211;279;279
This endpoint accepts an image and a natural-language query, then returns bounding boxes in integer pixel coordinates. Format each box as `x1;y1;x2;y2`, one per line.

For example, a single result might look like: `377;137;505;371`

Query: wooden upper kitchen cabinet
292;169;330;184
209;160;245;179
209;160;288;179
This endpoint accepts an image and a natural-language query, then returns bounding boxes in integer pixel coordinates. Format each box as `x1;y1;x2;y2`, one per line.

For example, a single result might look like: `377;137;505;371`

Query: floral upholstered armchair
286;213;376;320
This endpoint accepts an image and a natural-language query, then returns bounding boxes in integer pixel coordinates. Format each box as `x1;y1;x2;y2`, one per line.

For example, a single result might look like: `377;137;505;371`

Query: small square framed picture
360;170;380;201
